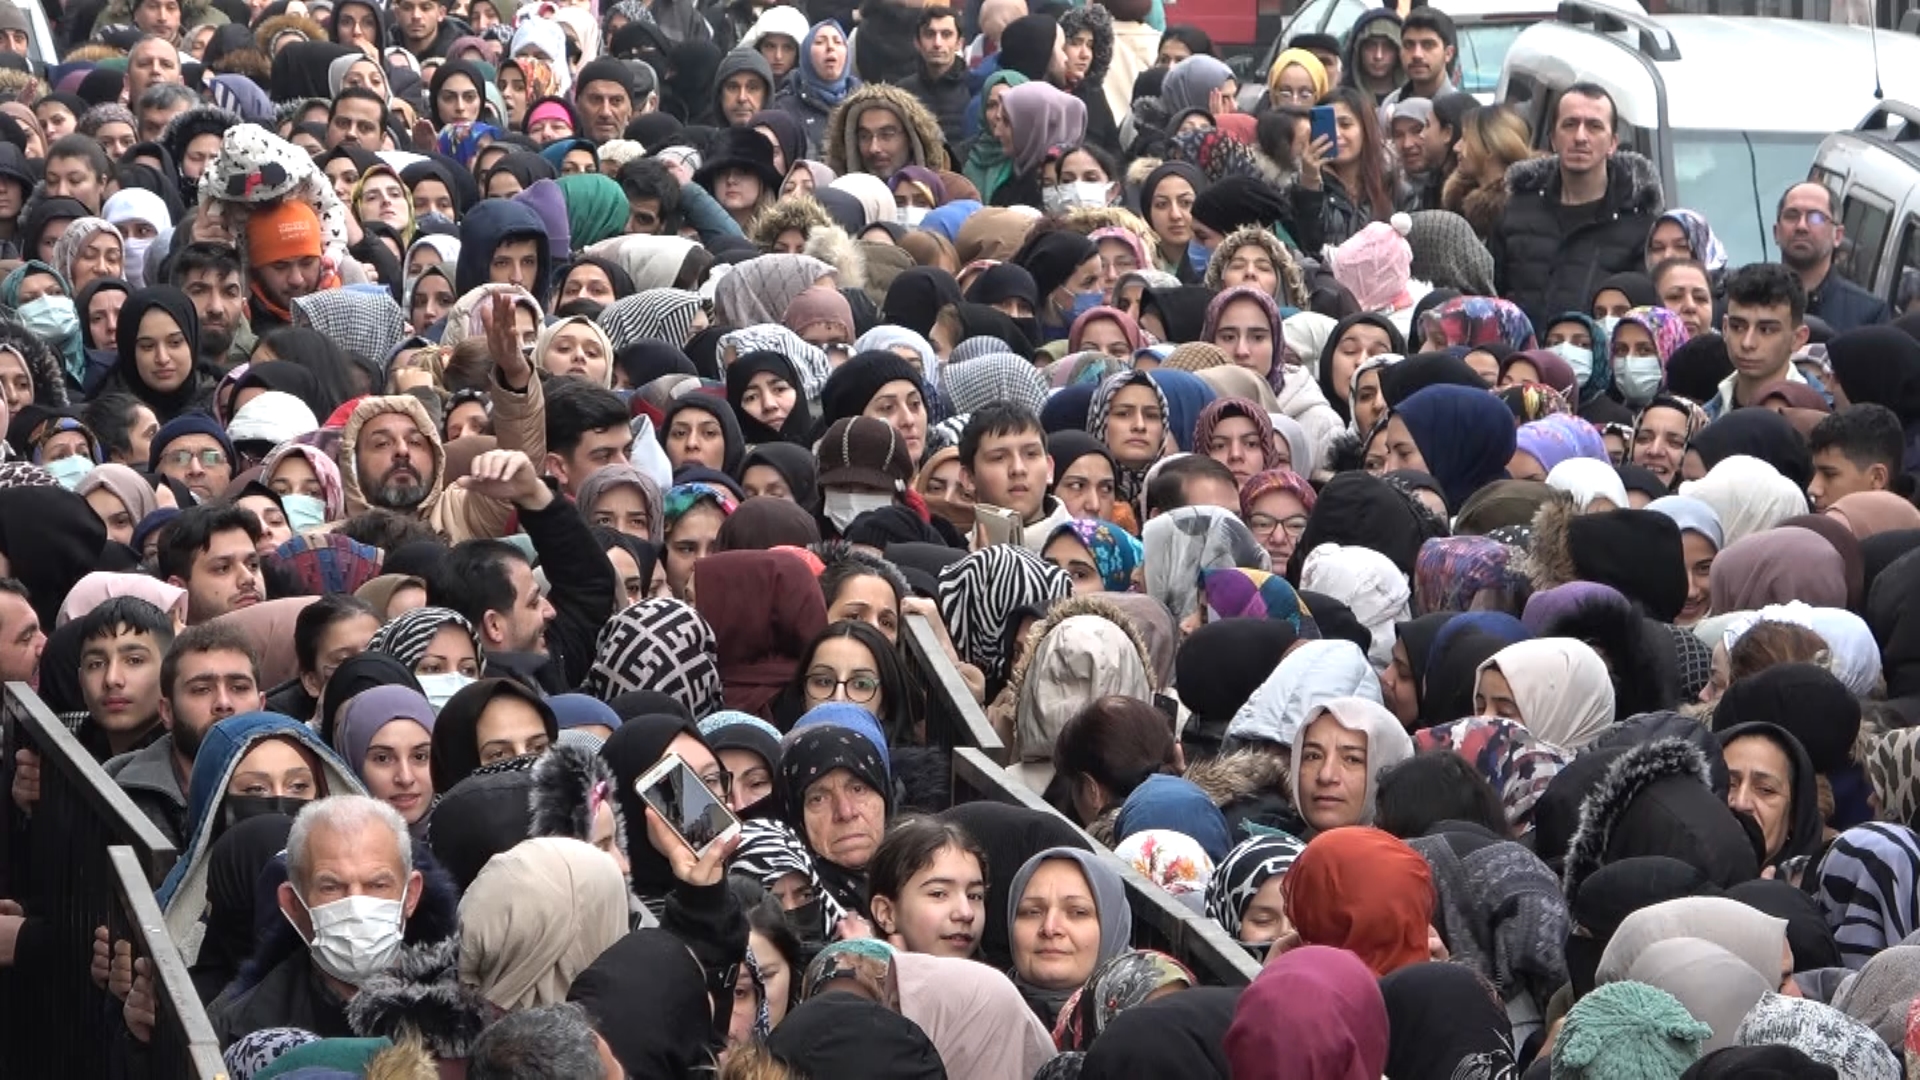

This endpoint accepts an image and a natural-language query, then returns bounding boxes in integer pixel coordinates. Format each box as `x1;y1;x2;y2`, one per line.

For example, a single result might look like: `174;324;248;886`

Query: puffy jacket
898;60;973;149
1489;151;1663;334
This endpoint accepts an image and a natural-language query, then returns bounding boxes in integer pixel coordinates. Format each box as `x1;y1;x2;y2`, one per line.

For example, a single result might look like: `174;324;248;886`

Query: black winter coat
898;60;972;149
1489;151;1663;333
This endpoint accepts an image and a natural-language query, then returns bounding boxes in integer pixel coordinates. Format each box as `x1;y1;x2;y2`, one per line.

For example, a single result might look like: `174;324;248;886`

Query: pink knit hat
1328;214;1414;312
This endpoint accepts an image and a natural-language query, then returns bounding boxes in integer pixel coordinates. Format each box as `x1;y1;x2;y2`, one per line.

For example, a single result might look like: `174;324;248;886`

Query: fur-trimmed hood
1089;748;1290;846
160;106;243;178
1505;151;1663;218
347;935;494;1059
1526;495;1579;591
825;84;950;177
1531;589;1676;719
1000;592;1154;713
1058;3;1114;97
339;394;447;518
1204;226;1310;309
805;222;864;292
0;318;68;408
1562;736;1759;899
748;194;833;249
252;12;328;51
529;742;627;858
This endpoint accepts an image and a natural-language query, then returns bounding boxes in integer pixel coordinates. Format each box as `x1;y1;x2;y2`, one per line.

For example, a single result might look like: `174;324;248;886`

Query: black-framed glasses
805;668;881;704
1246;514;1309;540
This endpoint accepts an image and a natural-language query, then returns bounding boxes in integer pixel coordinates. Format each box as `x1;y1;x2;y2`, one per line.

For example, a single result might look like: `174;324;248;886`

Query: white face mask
123;236;154;287
279;492;328;535
824;490;895;532
896;205;928;227
1042;181;1111;214
1615;356;1664;406
1550;342;1594;387
289;884;408;987
417;672;476;712
1598;315;1622;339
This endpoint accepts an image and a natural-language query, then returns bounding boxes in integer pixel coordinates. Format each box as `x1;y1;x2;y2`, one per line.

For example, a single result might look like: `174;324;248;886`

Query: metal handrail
901;613;1007;763
108;846;229;1079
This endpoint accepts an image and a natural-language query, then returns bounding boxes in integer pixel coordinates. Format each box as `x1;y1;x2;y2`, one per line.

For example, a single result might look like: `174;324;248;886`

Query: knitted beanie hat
1552;981;1711;1080
1327;214;1414;313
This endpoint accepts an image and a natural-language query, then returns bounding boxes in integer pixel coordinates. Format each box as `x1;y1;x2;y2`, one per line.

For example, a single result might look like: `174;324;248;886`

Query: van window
1889;215;1920;314
1840;192;1892;290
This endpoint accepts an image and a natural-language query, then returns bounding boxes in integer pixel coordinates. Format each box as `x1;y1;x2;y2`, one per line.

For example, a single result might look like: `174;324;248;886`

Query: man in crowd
76;596;172;761
575;60;637;143
171;242;252;366
148;415;233;501
1710;262;1812;415
827;85;948;181
960;404;1073;549
159;502;265;623
1809;404;1906;509
1775;181;1889;331
1383;7;1455;107
246;200;336;332
0;580;44;688
715;48;775;129
899;6;971;147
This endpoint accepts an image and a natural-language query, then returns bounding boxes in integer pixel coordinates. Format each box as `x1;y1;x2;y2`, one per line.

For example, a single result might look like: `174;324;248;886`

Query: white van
1498;0;1920;266
1807;102;1920;312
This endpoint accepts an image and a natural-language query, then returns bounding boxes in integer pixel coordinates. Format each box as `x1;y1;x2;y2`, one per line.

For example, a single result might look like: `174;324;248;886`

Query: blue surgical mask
1187;240;1212;276
43;454;92;489
279;492;328;534
1066;289;1105;321
1615;356;1664;406
417;672;477;712
18;295;79;347
1550;342;1594;387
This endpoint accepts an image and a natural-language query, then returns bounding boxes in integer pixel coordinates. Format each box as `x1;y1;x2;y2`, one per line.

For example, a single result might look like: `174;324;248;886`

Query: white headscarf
1546;458;1629;512
1475;637;1614;751
1679;455;1809;546
1300;543;1410;671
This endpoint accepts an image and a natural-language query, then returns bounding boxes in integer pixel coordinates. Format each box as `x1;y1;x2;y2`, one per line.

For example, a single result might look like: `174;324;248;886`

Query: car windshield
1456;23;1529;96
1670;129;1825;267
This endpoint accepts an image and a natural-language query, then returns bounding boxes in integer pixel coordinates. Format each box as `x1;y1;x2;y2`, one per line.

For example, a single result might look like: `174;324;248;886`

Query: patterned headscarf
728;817;846;927
1652;208;1729;275
715;324;832;400
663;483;739;530
367;605;482;672
1614;305;1691;365
1422;295;1537;352
1866;730;1920;832
942;352;1049;417
801;939;899;1009
600;288;704;350
1143;506;1270;620
1191;397;1287;475
584;598;724;717
1047;518;1144;592
936;546;1072;685
1413;716;1571;832
1199;568;1316;633
1111;831;1213;899
1087;370;1172;508
1238;468;1318;519
1053;948;1196;1051
1413;536;1530;616
1204;832;1307;943
1816;822;1920;969
1514;413;1608;475
223;1027;320;1080
1497;381;1572;423
261;443;345;520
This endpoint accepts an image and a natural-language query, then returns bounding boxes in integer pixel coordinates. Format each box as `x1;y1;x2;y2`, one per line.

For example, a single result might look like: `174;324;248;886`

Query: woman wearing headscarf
936;545;1073;696
331;685;438;835
693;551;828;722
1203;832;1306;959
1192;396;1287;488
1226;945;1387;1080
1826;491;1920;540
1287;695;1414;836
772;21;858;154
1284;827;1433;978
1143;504;1270;631
1609;304;1691;408
1511;413;1608;481
994;82;1088;213
726;349;818;446
1815;821;1920;969
1139;160;1208;283
1379;962;1519;1080
102;285;215;421
367;606;484;682
584;597;725;717
892;951;1057;1080
1708;527;1849;614
1713;721;1823;871
1387;383;1516;512
1052;948;1195;1052
777;714;893;927
1473;637;1615;750
1288;470;1444;582
1003;846;1133;1026
965;70;1029;205
429;678;557;792
458;836;628;1011
1679;455;1810;546
568;927;717;1078
1686;407;1813;490
576;464;663;541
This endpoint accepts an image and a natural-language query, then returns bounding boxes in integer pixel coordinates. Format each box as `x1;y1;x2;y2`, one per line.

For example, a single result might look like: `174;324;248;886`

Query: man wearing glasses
147;415;233;502
1775;182;1889;333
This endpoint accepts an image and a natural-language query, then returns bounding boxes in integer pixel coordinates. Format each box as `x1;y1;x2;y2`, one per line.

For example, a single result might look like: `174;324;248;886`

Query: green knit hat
1553;982;1712;1080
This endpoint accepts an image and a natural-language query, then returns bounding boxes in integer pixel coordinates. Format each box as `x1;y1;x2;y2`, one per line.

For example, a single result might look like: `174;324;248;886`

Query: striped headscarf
936;546;1072;686
1816;822;1920;969
367;606;482;672
600;288;704;350
1205;832;1307;942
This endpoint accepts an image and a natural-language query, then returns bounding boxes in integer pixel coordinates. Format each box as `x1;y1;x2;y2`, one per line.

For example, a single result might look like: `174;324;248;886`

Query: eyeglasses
1780;208;1832;227
805;668;881;704
160;449;227;470
1246;514;1309;539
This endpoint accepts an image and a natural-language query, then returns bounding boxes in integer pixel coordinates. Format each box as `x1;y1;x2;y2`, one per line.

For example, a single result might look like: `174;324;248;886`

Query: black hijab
765;992;946;1080
318;652;423;747
1080;987;1238;1080
1835;324;1920;424
1138;285;1213;344
1288;471;1440;581
726;350;817;445
111;286;205;421
1686;406;1813;489
569;928;716;1078
20;197;88;264
601;713;707;903
738;443;821;512
430;678;559;794
1379;963;1516;1080
1315;312;1406;422
661;395;746;477
615;340;698;390
191;812;295;1001
0;486;108;629
882;267;963;338
428;758;538;891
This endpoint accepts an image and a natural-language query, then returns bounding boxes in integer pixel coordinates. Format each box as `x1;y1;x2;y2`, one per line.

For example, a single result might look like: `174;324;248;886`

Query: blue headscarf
797;21;856;109
1545;310;1613;405
156;713;363;941
1394;384;1517;511
1145;369;1216;452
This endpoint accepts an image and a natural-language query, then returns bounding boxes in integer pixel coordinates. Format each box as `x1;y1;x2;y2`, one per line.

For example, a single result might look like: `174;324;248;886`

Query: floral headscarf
1048;518;1144;592
1191;397;1287;475
1238;467;1318;519
1204;831;1307;943
801;938;899;1009
663;482;739;530
1052;949;1196;1051
1422;296;1536;352
1413;716;1571;831
1652;208;1729;275
1614;305;1691;365
1514;413;1608;475
1496;381;1571;422
1199;568;1317;632
1413;536;1530;616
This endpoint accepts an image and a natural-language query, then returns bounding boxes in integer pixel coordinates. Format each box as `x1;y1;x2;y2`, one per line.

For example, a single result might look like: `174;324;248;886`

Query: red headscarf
1283;827;1434;976
692;550;828;722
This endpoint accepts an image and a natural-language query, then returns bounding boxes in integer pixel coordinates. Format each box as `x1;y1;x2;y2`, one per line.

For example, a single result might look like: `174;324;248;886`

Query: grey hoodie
104;733;187;850
714;47;775;127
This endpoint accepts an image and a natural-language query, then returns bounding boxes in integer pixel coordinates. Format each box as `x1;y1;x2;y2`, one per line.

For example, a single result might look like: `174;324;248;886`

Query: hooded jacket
1058;3;1120;153
712;47;775;128
1490;151;1664;334
338;394;518;543
1340;9;1407;102
453;199;552;306
825;83;951;180
0;316;72;408
1562;736;1761;900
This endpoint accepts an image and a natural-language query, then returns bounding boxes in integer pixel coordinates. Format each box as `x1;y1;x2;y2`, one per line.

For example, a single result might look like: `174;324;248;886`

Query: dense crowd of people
2;0;1920;1075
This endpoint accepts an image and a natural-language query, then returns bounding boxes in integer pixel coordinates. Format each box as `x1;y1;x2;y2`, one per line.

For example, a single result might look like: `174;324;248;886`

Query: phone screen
638;757;736;854
1310;105;1337;146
